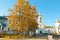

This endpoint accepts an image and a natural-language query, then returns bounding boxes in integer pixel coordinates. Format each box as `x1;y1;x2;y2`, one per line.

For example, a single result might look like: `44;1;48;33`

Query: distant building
55;19;60;34
0;16;8;32
36;13;44;34
37;13;44;28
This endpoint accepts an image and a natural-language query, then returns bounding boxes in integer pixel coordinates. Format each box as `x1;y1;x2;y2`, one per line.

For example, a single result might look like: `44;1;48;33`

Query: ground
0;34;60;40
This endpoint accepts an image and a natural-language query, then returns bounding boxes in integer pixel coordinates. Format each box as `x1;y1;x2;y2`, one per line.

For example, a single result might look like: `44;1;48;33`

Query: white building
36;13;44;34
55;19;60;34
37;13;44;28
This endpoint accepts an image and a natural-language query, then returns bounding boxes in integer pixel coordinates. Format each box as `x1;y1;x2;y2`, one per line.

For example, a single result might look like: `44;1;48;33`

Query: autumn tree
8;0;38;35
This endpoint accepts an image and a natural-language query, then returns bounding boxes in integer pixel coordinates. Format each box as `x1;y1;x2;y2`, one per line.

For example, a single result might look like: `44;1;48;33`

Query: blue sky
0;0;60;26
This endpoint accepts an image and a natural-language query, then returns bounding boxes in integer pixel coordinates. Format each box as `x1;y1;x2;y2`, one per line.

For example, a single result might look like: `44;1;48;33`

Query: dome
55;19;60;23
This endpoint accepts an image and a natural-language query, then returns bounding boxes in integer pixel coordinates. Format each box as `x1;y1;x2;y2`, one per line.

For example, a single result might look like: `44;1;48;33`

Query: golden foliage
44;26;53;28
8;0;38;32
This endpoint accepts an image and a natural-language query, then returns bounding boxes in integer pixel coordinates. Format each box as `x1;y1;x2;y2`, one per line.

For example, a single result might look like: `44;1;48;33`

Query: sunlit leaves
8;0;38;33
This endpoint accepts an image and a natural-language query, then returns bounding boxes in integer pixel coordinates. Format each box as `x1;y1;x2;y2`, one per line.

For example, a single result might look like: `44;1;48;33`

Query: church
36;12;60;35
54;19;60;34
36;12;44;34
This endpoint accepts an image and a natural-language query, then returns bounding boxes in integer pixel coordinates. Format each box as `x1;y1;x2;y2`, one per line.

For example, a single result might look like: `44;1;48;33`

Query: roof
0;16;7;20
0;22;6;27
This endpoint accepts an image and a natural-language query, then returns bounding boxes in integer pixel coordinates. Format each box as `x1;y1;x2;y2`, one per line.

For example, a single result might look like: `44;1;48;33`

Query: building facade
0;16;8;32
37;13;44;28
36;13;44;34
55;19;60;34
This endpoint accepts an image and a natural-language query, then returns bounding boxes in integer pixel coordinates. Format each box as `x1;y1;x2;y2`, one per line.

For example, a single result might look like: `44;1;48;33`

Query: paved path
0;38;60;40
0;38;47;40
